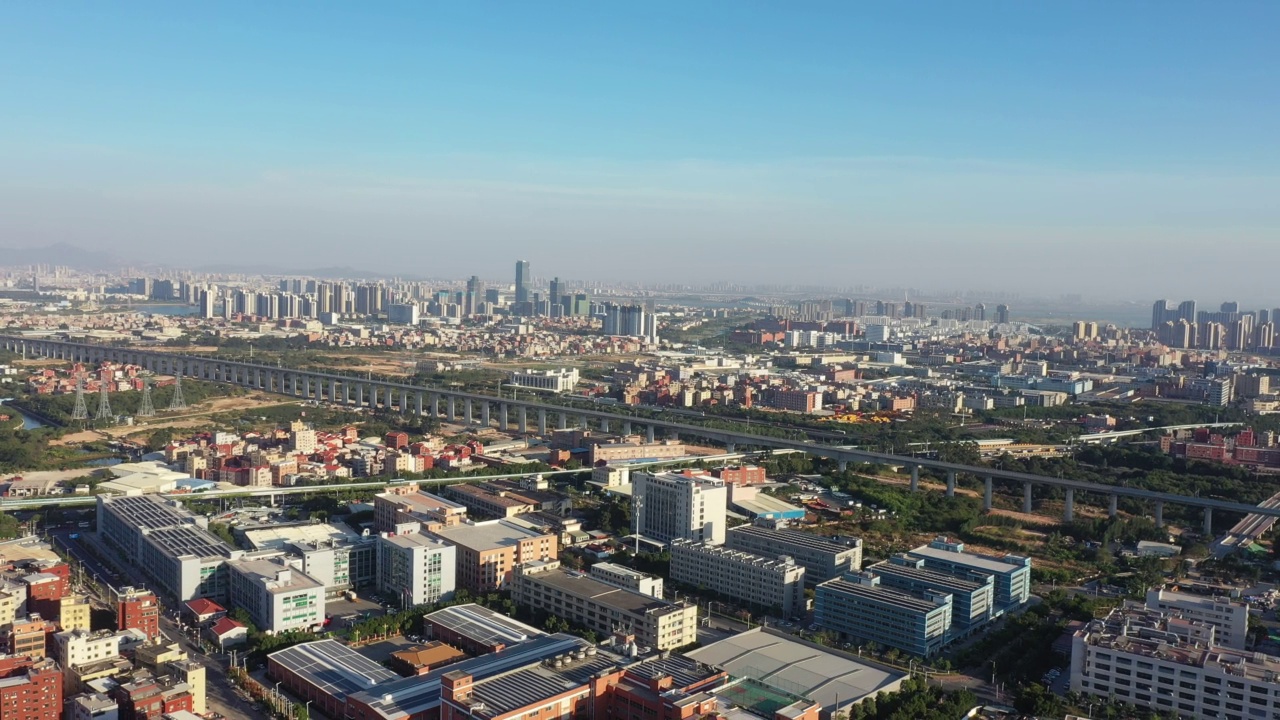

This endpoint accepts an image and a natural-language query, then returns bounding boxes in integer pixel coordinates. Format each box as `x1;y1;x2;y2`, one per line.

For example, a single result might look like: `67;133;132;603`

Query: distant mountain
0;242;122;270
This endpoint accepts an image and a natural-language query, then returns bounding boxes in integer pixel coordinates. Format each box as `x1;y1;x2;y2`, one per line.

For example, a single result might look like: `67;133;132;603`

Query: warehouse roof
686;628;905;713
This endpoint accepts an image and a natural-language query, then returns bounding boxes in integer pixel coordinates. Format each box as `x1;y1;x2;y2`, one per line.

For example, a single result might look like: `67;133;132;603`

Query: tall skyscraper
514;260;530;304
548;277;562;317
995;304;1010;324
464;275;482;316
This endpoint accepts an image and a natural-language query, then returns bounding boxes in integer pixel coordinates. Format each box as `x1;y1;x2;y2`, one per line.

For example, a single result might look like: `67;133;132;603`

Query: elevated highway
0;334;1262;531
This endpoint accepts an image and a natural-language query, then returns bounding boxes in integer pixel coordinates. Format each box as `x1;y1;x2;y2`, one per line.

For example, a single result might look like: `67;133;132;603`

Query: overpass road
1;334;1265;531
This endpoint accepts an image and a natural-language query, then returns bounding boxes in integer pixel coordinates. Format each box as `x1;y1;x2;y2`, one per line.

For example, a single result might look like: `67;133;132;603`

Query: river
0;402;48;430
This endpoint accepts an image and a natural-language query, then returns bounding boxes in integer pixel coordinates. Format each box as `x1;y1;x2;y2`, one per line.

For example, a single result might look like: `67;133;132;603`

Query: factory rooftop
145;526;234;560
686;628;906;714
728;526;861;553
431;519;550;551
423;603;543;648
269;639;398;700
907;544;1028;573
100;495;195;529
347;634;588;720
521;565;685;617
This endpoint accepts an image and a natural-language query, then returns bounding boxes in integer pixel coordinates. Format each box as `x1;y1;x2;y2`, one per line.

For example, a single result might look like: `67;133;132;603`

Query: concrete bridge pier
557;413;567;430
344;383;352;405
447;397;456;422
500;403;508;430
1155;501;1165;528
1203;508;1212;535
733;444;742;456
1063;488;1074;523
538;409;547;435
482;403;491;428
416;392;424;416
1023;482;1033;513
520;407;528;434
600;419;609;433
464;400;473;426
1108;494;1118;518
578;414;588;429
623;422;633;436
910;465;919;492
946;471;956;498
983;476;993;512
647;425;656;443
330;380;339;403
431;395;440;418
400;390;408;414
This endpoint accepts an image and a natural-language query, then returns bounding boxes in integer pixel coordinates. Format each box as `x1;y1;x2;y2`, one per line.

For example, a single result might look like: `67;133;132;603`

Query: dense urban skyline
2;3;1278;299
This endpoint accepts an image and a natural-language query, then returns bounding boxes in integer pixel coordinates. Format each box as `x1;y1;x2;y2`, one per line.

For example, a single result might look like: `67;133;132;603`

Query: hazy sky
1;2;1277;300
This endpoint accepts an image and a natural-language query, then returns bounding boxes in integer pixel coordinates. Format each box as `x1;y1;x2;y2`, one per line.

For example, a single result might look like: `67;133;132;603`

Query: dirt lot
99;394;301;439
49;430;106;446
0;467;99;484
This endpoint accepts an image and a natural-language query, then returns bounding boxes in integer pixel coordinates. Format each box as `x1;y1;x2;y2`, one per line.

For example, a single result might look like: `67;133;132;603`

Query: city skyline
2;3;1278;298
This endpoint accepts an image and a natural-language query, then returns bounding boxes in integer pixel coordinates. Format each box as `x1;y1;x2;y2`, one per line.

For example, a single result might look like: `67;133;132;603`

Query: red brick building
118;590;161;640
711;465;768;486
0;656;62;720
113;677;194;720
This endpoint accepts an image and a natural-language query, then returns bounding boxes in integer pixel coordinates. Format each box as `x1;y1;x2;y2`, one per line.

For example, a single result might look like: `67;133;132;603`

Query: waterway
0;402;48;430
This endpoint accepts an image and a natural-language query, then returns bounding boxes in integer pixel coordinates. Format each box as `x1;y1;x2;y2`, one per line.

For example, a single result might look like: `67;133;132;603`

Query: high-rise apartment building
995;304;1010;324
632;471;727;546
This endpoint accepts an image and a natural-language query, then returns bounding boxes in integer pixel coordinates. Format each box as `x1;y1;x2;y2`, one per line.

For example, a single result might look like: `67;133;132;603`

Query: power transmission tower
95;381;113;421
138;376;155;417
168;369;187;411
71;376;88;421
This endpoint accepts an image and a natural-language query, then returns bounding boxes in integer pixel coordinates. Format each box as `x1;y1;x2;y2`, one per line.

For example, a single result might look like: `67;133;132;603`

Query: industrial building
376;531;457;609
1144;588;1249;650
686;628;906;718
725;526;862;586
375;487;468;533
430;520;557;592
243;522;377;597
631;471;727;546
97;495;243;602
668;539;806;617
1070;604;1280;720
422;603;544;656
906;537;1031;614
513;560;698;651
814;573;953;657
870;555;994;633
227;557;325;635
588;562;664;598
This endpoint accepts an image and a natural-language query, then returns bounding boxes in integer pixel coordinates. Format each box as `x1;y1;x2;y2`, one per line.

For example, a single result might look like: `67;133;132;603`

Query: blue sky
1;2;1277;298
